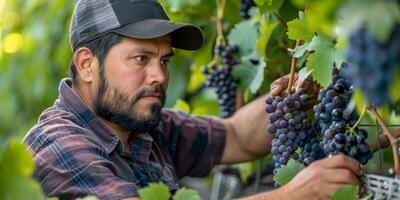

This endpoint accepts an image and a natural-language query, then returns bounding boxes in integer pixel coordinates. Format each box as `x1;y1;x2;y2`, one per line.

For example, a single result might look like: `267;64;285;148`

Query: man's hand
281;154;364;200
270;74;319;108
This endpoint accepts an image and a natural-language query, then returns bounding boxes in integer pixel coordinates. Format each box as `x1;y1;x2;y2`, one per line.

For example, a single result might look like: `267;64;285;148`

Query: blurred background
1;0;399;199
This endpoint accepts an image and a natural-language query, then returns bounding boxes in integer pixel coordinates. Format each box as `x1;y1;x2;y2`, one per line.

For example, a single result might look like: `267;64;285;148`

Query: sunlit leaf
173;188;201;200
274;159;304;185
257;15;278;57
228;21;257;56
0;140;35;177
306;35;345;88
172;99;191;113
330;185;358;200
138;183;171;200
233;53;266;94
287;18;314;42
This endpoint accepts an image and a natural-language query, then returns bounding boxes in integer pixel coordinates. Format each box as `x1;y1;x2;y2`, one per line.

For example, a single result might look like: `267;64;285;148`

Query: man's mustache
134;85;166;103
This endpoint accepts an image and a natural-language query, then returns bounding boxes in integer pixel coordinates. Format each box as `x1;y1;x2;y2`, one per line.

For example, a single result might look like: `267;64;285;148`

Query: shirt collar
58;78;120;154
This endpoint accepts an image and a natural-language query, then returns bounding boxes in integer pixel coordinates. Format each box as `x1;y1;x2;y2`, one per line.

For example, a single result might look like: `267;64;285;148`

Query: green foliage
273;159;304;185
165;0;201;12
138;183;200;200
256;15;279;58
287;14;314;42
233;54;266;93
0;140;44;200
330;185;358;200
173;188;201;200
228;21;258;56
305;35;345;88
1;0;400;199
138;183;171;200
172;99;191;113
273;160;360;200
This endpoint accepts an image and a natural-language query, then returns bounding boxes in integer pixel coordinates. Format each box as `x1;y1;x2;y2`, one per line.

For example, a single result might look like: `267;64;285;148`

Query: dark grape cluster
298;125;325;166
314;69;372;165
265;89;311;173
344;24;400;106
240;0;256;19
202;44;239;118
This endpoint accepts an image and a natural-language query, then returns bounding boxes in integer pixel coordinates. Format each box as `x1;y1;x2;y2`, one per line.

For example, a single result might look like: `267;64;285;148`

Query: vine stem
368;107;400;178
287;40;302;94
215;0;226;44
370;128;400;152
272;11;287;28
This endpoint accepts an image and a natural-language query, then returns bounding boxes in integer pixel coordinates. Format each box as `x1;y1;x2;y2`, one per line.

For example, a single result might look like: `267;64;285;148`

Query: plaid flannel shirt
23;78;226;200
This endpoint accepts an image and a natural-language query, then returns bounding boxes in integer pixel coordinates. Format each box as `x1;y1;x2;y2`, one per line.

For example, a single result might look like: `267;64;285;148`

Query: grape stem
368;107;400;178
287;40;302;94
348;105;367;134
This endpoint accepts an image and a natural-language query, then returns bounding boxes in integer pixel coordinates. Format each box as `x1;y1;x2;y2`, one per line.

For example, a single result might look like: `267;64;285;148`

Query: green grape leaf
0;140;35;177
298;67;312;82
233;53;266;94
0;176;44;200
306;35;345;88
173;188;201;200
228;21;257;56
172;99;191;113
330;185;358;200
257;16;279;57
237;162;254;183
287;18;314;42
293;43;309;58
138;183;171;200
274;159;304;185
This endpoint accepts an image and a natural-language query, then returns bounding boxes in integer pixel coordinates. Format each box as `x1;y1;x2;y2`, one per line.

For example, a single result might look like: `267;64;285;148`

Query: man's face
93;35;172;134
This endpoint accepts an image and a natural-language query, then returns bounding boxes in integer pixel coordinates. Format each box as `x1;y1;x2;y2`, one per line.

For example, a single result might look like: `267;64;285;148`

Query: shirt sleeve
160;109;226;178
25;131;138;200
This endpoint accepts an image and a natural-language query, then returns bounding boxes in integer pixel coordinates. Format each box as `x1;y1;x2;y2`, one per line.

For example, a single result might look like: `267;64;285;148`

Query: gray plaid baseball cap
69;0;204;51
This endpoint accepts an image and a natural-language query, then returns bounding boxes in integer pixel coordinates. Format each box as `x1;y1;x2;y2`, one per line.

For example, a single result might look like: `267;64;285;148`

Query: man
23;0;363;199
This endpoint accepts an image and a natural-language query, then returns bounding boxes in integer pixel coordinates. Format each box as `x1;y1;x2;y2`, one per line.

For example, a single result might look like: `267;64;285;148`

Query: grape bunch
240;0;256;19
202;44;239;118
344;24;400;106
298;125;325;166
265;89;311;172
314;69;373;165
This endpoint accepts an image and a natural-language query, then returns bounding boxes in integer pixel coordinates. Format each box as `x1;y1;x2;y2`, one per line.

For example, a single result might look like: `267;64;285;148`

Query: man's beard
94;70;166;134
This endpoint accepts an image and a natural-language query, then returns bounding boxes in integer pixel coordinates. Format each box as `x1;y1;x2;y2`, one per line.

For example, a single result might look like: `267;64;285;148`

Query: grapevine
344;24;400;106
202;44;239;118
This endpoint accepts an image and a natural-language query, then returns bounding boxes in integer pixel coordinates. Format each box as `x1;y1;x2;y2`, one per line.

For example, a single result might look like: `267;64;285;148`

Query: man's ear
73;47;96;83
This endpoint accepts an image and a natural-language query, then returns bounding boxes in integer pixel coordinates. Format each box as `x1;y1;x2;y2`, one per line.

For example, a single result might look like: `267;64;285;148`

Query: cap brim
113;19;204;50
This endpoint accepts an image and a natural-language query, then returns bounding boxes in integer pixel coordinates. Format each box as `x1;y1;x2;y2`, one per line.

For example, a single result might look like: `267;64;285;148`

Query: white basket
363;174;400;200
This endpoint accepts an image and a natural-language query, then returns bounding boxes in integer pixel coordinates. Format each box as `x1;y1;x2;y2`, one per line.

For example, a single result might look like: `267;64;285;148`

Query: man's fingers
270;75;289;96
270;83;284;96
326;169;362;187
314;155;364;176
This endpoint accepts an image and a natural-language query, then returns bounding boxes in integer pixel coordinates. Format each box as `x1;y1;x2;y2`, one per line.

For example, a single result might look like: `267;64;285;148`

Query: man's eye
134;55;146;62
161;58;170;65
